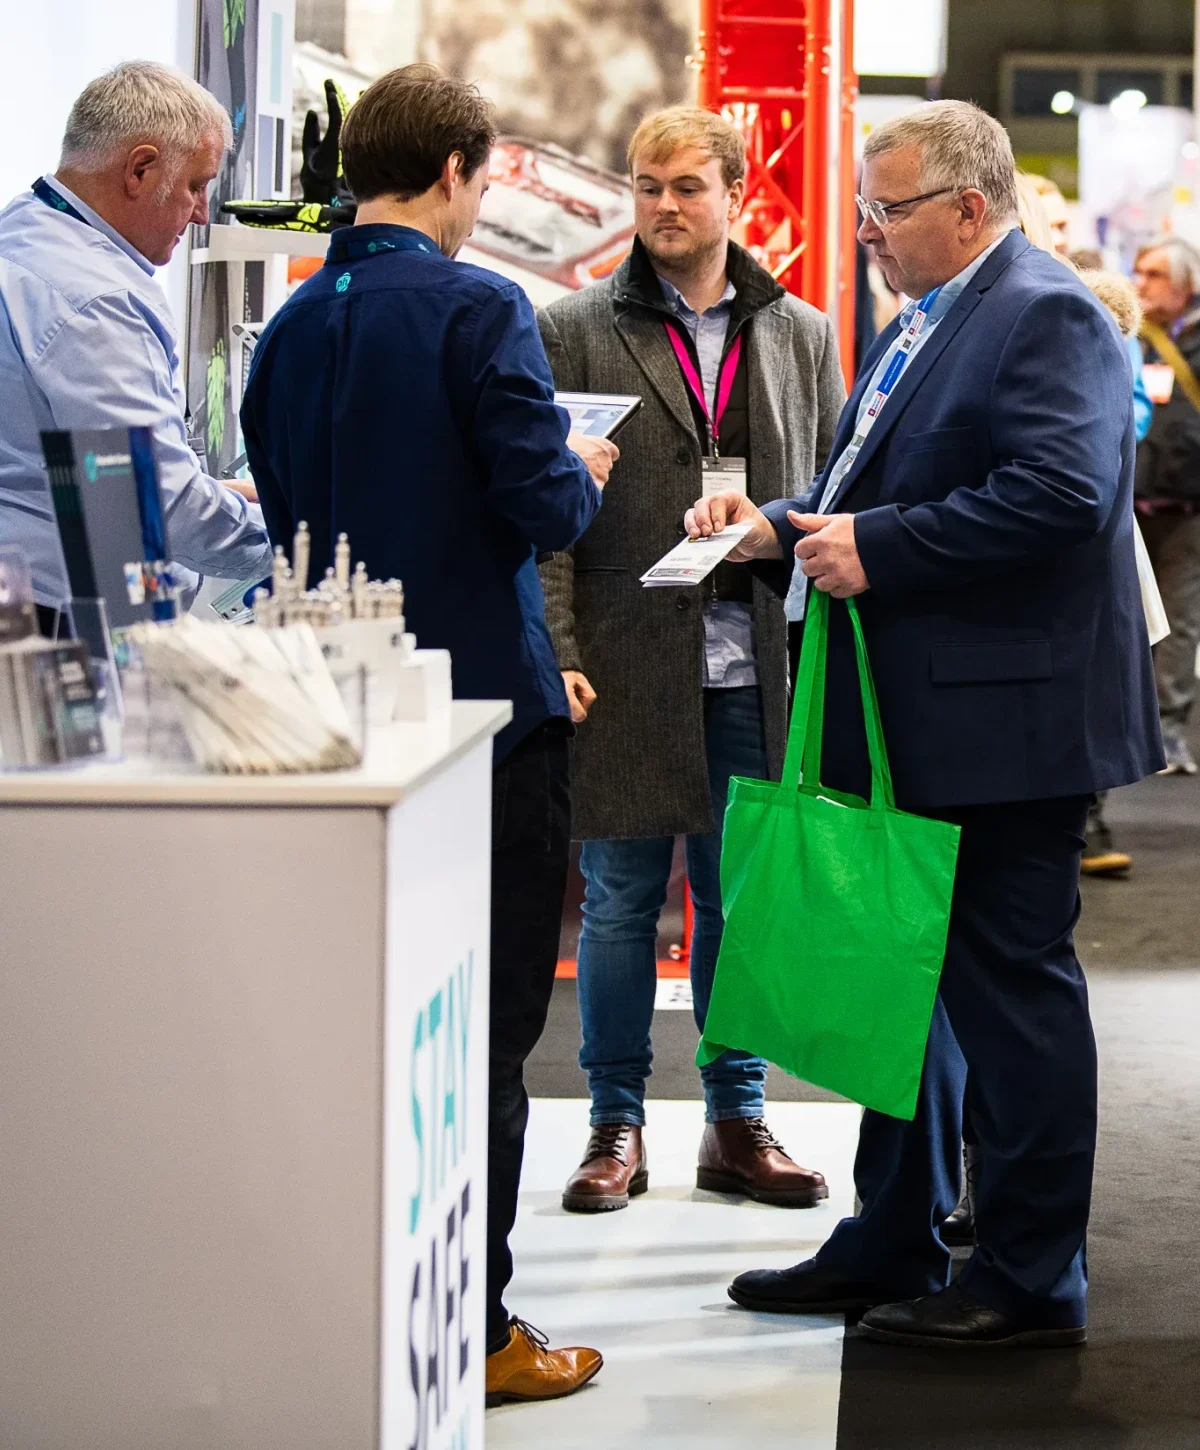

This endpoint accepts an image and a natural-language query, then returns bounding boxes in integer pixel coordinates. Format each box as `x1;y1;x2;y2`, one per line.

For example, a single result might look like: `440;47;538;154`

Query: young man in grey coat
538;107;846;1213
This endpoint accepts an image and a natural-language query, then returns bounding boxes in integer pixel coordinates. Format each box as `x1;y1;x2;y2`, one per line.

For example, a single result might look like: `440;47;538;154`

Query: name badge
1142;363;1174;406
701;456;747;497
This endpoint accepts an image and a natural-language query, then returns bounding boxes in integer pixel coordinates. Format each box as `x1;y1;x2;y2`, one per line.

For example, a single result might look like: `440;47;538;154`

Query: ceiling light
1050;90;1075;116
1110;89;1149;120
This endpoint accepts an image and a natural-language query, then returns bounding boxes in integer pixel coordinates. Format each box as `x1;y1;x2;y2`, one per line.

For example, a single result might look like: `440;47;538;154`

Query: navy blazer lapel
826;230;1029;512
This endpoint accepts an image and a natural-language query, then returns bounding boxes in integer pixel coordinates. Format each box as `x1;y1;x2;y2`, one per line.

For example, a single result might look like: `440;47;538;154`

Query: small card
640;524;752;587
701;457;747;497
1143;363;1174;405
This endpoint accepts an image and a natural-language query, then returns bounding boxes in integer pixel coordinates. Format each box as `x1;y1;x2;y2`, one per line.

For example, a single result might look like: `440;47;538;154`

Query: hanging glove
300;79;354;206
221;199;357;233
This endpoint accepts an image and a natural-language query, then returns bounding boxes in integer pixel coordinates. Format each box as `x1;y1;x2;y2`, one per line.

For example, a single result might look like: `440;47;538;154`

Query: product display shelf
191;221;332;265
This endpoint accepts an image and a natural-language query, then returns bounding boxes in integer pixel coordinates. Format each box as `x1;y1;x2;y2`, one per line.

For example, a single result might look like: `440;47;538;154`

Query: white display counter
0;699;510;1450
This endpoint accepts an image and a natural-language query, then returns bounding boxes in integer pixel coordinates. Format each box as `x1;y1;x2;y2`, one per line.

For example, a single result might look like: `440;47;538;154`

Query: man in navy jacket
688;102;1162;1348
241;65;611;1402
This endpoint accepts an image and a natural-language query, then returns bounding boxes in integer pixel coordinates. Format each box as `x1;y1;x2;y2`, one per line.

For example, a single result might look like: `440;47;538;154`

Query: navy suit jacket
241;224;601;761
762;230;1163;808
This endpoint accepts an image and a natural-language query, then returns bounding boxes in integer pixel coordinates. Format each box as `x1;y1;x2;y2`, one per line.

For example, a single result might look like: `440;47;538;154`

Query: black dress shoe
858;1280;1086;1349
729;1259;888;1315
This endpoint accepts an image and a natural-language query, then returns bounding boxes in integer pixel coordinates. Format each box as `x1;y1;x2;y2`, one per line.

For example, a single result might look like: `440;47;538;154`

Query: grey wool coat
537;238;847;840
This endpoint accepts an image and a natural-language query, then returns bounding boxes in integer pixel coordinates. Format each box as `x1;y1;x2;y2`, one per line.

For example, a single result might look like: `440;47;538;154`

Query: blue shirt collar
656;271;736;320
326;222;439;263
40;174;158;277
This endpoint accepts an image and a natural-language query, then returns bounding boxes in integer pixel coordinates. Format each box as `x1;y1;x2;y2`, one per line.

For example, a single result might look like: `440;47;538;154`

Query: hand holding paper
683;490;783;561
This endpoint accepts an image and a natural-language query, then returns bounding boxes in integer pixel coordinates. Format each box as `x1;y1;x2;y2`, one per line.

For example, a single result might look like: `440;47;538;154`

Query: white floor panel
487;1097;862;1450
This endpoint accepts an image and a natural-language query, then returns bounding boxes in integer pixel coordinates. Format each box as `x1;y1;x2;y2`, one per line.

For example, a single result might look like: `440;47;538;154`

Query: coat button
676;596;690;611
676;446;691;465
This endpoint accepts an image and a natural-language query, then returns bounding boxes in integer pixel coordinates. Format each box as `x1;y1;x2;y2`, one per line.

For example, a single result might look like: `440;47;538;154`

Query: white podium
0;700;510;1450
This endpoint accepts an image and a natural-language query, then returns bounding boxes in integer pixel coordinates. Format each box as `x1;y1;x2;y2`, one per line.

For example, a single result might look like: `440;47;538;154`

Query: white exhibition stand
0;699;510;1450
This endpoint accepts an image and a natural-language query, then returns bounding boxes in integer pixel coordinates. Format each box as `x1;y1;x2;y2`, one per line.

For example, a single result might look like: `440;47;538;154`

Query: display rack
695;0;859;378
190;222;331;265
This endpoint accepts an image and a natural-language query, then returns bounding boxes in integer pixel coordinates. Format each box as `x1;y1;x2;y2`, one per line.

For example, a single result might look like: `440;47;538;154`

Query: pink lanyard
664;323;743;458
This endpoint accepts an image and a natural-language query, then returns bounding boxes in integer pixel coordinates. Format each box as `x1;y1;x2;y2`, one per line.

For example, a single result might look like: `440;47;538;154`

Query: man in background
0;61;272;635
538;107;844;1215
1134;235;1200;775
241;64;612;1407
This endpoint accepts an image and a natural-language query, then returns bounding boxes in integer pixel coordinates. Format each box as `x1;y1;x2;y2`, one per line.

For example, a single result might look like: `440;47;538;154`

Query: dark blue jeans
576;686;770;1127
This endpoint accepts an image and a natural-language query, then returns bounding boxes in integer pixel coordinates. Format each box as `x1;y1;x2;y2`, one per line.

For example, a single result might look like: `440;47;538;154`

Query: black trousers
486;720;571;1353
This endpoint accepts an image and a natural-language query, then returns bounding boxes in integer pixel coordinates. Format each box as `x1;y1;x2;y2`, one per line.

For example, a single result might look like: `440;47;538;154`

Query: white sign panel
854;0;948;79
380;740;492;1450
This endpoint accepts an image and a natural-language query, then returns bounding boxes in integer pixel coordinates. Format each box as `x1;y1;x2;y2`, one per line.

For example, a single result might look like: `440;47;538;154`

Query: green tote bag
697;589;961;1121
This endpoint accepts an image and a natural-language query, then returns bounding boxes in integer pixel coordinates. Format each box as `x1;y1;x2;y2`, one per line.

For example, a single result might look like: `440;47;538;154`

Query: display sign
380;744;491;1450
854;0;948;79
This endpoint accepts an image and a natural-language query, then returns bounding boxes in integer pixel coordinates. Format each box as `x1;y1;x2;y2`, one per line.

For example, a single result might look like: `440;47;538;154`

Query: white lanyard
817;285;942;513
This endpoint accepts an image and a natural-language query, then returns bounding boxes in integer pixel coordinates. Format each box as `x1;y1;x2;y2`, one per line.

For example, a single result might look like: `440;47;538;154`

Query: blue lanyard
326;225;437;263
32;176;90;226
856;286;942;435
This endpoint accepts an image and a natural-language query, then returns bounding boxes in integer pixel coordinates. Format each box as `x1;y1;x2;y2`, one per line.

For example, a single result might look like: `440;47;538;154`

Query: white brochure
640;523;752;587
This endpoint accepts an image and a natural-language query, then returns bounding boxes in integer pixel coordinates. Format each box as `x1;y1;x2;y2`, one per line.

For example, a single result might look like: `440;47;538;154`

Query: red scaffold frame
694;0;859;384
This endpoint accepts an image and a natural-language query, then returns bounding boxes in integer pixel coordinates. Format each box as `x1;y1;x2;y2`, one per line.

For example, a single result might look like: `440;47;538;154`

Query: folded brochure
640;524;752;587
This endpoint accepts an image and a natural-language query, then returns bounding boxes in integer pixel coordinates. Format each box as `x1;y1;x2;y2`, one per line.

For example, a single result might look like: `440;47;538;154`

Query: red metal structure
694;0;859;380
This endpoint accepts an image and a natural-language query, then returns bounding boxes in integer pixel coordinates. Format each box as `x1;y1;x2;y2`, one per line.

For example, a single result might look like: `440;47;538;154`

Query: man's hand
224;479;259;503
562;669;597;724
789;511;869;598
568;432;619;490
684;490;783;562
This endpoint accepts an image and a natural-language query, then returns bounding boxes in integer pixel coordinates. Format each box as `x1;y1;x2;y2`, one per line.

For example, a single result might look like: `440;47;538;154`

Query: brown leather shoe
562;1124;648;1213
485;1318;603;1407
697;1117;829;1207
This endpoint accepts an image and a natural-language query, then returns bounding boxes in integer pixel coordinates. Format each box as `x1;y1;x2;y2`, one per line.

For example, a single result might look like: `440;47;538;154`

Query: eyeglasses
855;188;958;228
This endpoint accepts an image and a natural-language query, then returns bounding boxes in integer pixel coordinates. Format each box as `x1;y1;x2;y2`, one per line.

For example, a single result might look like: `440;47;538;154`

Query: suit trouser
815;794;1096;1328
486;722;572;1353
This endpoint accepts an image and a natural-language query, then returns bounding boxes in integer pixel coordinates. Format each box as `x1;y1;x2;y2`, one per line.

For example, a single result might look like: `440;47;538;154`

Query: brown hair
627;107;746;190
340;63;496;203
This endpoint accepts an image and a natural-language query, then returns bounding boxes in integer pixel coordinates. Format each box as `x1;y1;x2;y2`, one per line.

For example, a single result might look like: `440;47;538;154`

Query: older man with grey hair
1134;234;1200;774
693;99;1162;1348
0;60;271;632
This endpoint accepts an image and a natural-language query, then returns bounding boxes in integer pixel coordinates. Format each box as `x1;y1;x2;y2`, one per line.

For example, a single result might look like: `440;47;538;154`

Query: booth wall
6;0;197;319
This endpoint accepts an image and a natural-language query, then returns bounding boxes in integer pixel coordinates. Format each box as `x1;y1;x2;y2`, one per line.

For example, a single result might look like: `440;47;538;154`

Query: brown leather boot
485;1318;603;1407
561;1124;648;1213
696;1117;829;1207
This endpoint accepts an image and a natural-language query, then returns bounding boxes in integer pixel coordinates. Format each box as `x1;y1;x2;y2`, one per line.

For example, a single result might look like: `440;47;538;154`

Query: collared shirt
0;176;272;607
785;230;1012;620
658;273;757;689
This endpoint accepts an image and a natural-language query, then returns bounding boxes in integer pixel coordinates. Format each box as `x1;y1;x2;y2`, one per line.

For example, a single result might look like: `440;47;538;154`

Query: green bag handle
781;589;896;809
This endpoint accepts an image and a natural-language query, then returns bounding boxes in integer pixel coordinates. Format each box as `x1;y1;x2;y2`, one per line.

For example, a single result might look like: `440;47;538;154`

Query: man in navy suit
686;101;1162;1348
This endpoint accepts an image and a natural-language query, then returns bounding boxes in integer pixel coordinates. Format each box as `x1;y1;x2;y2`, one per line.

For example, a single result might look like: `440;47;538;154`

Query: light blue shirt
658;273;757;688
785;231;1012;620
0;177;272;607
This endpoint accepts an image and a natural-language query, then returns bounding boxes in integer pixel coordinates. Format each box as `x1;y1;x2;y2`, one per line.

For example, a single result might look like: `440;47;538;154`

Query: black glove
221;200;357;232
301;79;354;206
